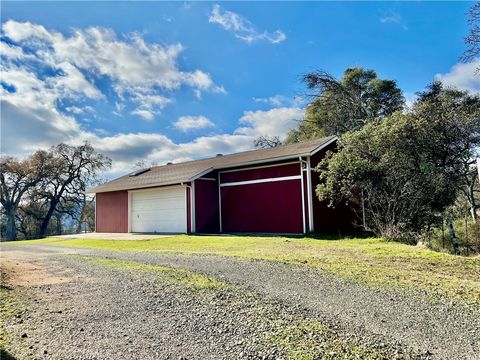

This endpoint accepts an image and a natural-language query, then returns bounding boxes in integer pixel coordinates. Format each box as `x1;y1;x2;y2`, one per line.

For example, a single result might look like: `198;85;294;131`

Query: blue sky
1;1;478;176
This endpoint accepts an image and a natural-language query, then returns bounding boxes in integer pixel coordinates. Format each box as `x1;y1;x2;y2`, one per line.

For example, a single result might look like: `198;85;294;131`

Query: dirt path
1;242;479;359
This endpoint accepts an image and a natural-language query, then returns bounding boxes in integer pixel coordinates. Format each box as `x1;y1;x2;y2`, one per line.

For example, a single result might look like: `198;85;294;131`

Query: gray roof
88;136;336;193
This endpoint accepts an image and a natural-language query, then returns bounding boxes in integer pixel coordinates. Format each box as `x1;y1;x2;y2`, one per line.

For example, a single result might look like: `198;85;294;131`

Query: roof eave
87;179;190;194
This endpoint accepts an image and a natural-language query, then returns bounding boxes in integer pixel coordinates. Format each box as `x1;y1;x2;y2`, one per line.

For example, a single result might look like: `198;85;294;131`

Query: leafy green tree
1;143;110;240
286;68;404;142
316;83;480;241
33;142;111;237
0;151;53;240
415;82;480;219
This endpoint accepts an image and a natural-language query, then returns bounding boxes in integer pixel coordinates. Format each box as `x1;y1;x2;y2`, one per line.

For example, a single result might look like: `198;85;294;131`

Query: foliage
32;142;111;237
315;83;480;241
17;235;480;306
16;200;57;238
0;150;54;240
430;218;480;255
286;67;404;142
1;142;110;240
415;82;480;219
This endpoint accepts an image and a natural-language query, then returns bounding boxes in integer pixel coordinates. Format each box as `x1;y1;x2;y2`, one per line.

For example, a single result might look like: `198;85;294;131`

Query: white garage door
131;187;187;233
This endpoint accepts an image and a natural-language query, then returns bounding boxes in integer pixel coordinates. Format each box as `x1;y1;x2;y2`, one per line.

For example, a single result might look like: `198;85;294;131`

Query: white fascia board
92;180;188;194
218;160;299;174
309;136;338;156
220;175;302;187
189;167;215;182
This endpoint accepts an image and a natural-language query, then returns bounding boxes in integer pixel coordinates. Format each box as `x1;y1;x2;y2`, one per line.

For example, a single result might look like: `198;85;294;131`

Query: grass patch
0;275;21;351
12;235;480;306
269;318;387;360
76;255;227;292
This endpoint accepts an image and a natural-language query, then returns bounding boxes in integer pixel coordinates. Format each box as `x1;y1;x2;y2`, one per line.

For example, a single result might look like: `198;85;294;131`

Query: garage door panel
133;191;184;200
220;180;303;233
131;187;186;233
132;198;184;210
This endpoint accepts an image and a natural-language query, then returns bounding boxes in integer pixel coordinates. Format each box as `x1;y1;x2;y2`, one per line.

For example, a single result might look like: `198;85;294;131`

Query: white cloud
131;109;155;121
0;42;33;60
2;20;53;42
209;4;286;44
0;60;303;171
51;61;103;99
65;105;94;114
435;60;480;94
379;11;408;30
1;84;303;174
253;94;306;108
87;132;254;173
235;107;304;139
129;92;172;120
0;20;302;177
253;95;286;107
1;20;225;114
173;115;215;132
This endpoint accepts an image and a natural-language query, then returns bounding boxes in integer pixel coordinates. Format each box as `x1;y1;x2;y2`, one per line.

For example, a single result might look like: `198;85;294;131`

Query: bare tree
0;151;52;240
462;1;480;68
133;160;158;169
254;135;282;149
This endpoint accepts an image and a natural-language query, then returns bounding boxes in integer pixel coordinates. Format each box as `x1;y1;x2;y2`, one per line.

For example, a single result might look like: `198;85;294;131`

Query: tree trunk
38;200;57;237
447;219;460;256
54;213;62;235
4;207;17;241
75;202;86;234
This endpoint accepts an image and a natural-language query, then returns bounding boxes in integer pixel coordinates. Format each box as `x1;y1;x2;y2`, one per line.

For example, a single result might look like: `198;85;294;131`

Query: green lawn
14;235;480;306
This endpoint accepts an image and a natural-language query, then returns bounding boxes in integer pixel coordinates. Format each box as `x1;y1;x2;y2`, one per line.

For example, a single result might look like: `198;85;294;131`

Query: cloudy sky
1;1;478;176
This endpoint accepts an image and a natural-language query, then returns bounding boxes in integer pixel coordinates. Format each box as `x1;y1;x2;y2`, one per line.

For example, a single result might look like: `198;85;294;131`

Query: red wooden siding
194;174;220;233
96;190;128;232
93;139;356;235
220;162;299;183
309;143;358;233
220;179;303;233
310;173;357;233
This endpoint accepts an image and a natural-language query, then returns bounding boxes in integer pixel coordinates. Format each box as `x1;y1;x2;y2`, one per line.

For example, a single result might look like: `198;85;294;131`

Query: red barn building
89;136;355;234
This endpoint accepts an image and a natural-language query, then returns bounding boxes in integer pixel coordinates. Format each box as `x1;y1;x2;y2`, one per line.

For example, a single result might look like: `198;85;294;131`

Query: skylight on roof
129;168;150;177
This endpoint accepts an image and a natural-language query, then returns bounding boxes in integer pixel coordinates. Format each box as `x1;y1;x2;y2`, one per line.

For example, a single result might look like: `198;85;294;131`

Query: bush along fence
440;218;479;257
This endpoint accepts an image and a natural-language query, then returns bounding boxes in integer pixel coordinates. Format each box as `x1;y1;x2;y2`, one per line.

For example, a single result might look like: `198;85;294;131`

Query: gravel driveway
1;242;479;359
